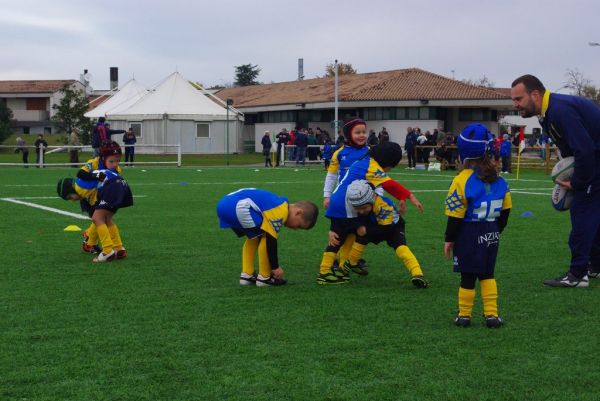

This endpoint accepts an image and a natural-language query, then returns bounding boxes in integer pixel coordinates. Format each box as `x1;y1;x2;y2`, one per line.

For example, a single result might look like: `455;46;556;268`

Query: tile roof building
216;68;514;152
0;79;86;135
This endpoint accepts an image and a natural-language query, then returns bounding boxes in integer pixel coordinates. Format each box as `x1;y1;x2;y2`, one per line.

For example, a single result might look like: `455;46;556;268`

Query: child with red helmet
57;141;133;262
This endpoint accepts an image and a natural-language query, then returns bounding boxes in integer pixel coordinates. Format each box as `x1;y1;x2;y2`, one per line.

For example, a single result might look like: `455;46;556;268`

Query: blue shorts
453;221;500;275
95;178;133;213
217;196;264;239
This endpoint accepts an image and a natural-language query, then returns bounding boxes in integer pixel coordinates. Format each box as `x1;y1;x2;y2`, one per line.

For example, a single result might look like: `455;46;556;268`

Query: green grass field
1;165;598;401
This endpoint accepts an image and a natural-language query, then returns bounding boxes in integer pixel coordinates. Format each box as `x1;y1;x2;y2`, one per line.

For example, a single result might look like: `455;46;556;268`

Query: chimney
110;67;118;90
298;58;304;81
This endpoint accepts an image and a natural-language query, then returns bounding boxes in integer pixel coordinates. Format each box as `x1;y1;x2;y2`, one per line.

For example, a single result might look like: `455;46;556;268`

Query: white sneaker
239;272;256;286
93;250;115;263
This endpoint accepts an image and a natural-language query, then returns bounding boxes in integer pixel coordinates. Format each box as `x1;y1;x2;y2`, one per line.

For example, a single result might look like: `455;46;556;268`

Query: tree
0;101;13;144
582;84;600;106
324;62;357;77
462;75;495;88
234;64;261;86
51;84;93;144
564;68;593;97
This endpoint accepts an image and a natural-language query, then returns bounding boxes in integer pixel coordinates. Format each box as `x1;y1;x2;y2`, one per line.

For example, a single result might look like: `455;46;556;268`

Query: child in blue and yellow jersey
57;141;133;263
342;180;428;288
323;118;376;270
323;118;370;208
444;124;511;328
217;188;318;287
317;141;424;285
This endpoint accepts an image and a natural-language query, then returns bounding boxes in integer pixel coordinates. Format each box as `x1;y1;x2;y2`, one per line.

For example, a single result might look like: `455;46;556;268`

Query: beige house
0;80;86;135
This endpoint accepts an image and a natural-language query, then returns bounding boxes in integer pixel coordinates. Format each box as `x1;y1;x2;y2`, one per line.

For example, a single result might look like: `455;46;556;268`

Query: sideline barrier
0;144;182;167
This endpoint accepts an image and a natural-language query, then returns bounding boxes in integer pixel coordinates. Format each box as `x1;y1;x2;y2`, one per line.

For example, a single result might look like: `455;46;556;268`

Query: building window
130;122;142;138
459;108;496;121
26;98;47;111
196;123;210;138
408;107;419;120
382;107;394;120
23;127;30;134
396;108;407;119
419;107;429;119
44;127;52;134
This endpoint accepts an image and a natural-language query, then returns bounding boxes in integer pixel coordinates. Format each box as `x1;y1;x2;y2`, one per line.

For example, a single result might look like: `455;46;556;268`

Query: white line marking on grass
511;191;549;196
0;198;90;220
6;195;148;199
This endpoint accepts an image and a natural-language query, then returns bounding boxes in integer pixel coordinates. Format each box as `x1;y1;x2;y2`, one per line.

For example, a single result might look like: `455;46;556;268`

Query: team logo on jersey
376;208;393;222
445;190;463;211
270;218;283;233
372;169;387;178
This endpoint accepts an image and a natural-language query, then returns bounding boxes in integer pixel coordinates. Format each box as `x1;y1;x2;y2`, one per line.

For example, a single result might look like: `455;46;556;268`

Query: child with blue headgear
443;123;512;328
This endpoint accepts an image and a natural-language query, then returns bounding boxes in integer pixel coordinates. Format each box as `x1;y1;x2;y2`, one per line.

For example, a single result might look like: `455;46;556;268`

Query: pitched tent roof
0;79;78;94
85;79;148;118
215;68;510;108
108;72;231;120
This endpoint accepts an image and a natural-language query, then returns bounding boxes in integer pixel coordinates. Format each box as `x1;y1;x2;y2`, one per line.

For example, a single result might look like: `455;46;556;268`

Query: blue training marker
181;181;188;186
521;211;534;217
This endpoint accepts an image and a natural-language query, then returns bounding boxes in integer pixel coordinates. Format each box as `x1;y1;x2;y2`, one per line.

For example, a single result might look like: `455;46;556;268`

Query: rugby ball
551;184;573;211
551;156;574;183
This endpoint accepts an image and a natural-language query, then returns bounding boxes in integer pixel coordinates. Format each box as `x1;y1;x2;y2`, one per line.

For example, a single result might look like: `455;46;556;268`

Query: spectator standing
539;131;549;163
261;131;273;167
295;128;308;165
275;128;290;166
499;134;512;174
335;131;345;147
34;134;48;167
123;128;137;167
405;127;417;169
378;127;390;143
68;128;81;166
287;129;296;162
91;117;107;157
15;137;29;167
367;129;379;146
307;130;318;160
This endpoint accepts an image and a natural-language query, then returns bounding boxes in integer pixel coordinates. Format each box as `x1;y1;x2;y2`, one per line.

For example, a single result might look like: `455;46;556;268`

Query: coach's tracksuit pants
569;186;600;278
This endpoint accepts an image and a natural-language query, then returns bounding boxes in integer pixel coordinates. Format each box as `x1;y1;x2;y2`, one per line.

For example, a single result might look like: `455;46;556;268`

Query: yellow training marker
63;225;82;232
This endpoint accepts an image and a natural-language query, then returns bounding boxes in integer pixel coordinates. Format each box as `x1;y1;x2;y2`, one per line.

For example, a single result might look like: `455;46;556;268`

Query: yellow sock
97;224;114;254
86;223;98;246
257;236;271;278
338;233;356;266
319;252;336;274
241;237;259;275
395;245;423;276
348;243;366;265
458;287;476;317
107;224;123;250
480;279;499;317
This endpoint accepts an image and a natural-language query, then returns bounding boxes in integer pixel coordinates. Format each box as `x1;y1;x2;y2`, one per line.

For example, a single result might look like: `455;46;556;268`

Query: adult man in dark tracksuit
511;74;600;288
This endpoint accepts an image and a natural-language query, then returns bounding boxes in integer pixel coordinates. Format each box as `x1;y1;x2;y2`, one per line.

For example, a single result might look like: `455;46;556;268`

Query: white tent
107;72;243;154
84;79;148;118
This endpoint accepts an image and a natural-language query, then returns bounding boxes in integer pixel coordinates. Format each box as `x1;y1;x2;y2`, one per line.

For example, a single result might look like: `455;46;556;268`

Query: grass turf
1;165;598;401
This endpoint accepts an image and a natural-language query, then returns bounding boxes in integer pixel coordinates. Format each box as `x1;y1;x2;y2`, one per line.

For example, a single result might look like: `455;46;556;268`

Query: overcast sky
2;0;599;92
